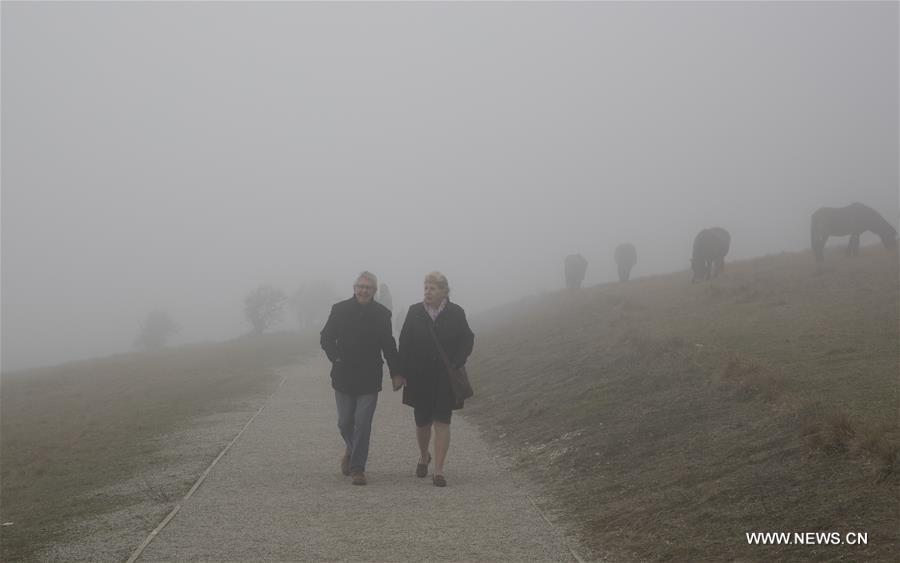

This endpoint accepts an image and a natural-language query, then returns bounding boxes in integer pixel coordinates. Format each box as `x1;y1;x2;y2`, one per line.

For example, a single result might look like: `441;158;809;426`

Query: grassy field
0;330;316;562
466;246;898;562
2;247;896;562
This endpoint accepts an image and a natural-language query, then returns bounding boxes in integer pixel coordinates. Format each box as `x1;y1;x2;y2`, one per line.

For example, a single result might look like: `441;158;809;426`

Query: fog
2;2;897;372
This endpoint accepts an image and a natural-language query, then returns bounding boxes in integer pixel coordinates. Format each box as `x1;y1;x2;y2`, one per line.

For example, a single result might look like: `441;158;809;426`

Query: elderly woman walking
394;271;474;487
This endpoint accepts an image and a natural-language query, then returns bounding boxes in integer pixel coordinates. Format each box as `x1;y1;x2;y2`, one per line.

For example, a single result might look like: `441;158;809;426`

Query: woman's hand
391;375;407;391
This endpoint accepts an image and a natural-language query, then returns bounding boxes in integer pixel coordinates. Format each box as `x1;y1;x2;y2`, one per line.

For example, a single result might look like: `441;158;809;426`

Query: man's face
354;278;376;304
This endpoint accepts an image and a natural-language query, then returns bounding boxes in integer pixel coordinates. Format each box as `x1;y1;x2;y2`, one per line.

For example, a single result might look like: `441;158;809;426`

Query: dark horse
811;203;898;263
614;243;637;282
564;254;588;289
691;227;731;283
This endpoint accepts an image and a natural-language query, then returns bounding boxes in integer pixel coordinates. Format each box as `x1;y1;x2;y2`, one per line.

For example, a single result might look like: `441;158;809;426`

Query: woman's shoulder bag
427;321;474;404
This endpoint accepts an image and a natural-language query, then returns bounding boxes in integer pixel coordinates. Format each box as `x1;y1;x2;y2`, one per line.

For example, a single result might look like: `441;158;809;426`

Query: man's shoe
340;453;351;476
351;471;367;486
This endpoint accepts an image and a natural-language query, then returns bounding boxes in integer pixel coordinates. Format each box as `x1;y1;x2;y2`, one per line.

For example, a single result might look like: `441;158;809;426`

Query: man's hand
391;375;407;391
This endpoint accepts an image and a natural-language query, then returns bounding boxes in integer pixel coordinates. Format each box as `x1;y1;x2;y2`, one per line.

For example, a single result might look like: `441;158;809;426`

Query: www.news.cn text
746;532;868;546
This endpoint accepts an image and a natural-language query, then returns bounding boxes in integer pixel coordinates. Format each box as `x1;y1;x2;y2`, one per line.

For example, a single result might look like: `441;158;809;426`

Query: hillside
1;246;896;562
0;331;314;561
466;246;898;562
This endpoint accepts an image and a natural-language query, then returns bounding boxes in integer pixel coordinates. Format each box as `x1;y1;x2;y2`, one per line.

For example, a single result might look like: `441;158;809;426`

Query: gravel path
134;358;580;562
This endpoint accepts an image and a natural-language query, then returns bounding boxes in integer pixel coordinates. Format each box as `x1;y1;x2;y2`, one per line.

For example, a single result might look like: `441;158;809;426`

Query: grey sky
2;1;898;372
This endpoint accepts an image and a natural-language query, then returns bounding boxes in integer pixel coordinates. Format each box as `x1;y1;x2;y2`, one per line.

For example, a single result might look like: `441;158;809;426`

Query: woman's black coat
399;301;475;412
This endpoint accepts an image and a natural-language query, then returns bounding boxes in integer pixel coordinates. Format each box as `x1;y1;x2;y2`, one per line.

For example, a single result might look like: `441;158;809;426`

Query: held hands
391;375;407;392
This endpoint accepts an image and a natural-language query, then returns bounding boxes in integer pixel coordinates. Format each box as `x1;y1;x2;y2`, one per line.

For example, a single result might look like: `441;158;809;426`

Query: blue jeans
334;391;379;472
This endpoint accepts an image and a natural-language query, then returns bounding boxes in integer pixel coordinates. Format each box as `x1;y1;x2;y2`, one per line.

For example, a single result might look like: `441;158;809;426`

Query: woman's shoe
416;453;432;478
432;474;446;487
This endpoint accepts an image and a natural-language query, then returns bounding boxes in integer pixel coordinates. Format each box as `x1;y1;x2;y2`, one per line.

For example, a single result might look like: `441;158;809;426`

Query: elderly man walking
320;271;401;485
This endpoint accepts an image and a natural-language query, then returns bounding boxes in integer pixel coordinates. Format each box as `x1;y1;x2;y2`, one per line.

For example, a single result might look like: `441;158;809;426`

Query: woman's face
423;282;446;306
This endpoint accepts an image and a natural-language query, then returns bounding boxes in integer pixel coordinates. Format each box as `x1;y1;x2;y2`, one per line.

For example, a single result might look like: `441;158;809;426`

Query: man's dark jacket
320;296;399;395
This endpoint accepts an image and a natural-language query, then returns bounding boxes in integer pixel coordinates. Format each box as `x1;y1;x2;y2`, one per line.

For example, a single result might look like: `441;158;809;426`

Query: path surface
136;358;578;562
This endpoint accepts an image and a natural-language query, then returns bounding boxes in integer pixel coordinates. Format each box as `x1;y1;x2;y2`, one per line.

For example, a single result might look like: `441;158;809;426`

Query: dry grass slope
0;331;315;562
1;248;895;562
466;246;898;562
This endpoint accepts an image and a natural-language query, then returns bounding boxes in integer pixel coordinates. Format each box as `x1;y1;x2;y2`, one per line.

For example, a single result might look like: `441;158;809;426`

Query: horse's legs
848;233;860;256
813;236;827;263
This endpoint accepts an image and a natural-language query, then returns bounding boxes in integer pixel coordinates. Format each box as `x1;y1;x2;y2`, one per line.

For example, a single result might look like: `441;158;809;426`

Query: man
320;271;402;485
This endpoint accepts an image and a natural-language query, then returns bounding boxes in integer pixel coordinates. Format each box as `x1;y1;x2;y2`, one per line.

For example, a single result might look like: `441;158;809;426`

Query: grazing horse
614;243;637;282
564;254;588;289
810;203;898;263
691;227;731;283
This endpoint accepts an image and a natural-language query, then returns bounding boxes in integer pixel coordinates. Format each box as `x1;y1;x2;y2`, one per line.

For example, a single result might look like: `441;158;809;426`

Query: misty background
2;2;897;372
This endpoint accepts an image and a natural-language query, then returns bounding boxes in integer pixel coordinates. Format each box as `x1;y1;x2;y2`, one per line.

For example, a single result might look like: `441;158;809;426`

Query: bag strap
427;319;455;371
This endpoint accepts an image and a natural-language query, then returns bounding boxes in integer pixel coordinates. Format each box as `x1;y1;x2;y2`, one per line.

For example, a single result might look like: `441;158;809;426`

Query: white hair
424;271;449;295
357;271;378;289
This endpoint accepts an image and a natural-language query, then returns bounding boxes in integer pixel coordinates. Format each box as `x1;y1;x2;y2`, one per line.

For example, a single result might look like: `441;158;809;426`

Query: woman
395;271;474;487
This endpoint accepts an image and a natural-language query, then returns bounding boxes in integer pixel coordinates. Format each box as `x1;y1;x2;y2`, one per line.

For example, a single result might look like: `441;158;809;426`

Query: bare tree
244;285;288;334
134;310;179;350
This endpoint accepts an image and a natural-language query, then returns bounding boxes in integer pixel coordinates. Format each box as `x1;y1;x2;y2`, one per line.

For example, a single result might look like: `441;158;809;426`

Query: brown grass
0;330;316;562
466;246;899;561
2;246;897;561
720;353;786;403
801;403;900;484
